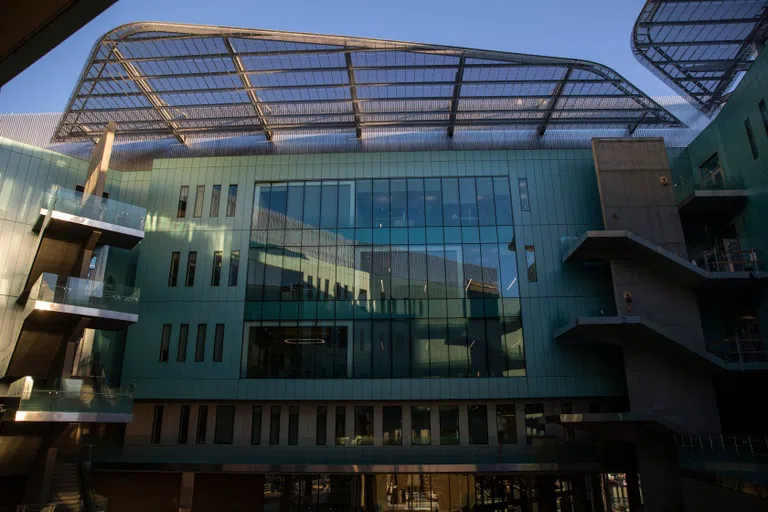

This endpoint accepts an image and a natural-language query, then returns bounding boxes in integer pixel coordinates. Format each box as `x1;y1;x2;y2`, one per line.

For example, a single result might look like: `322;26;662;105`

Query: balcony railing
675;432;768;455
43;186;146;232
30;272;140;316
693;248;762;273
4;376;133;418
673;165;746;203
708;337;768;365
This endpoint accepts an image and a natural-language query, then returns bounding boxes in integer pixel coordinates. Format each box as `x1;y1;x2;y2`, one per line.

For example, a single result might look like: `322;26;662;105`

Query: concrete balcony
0;377;133;423
554;316;768;372
35;187;145;248
20;188;145;301
562;231;765;291
5;273;139;378
674;167;748;223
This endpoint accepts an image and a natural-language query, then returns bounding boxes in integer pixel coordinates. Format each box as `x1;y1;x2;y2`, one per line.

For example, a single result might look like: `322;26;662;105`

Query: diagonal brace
447;55;466;138
224;37;273;141
538;65;573;137
344;51;362;139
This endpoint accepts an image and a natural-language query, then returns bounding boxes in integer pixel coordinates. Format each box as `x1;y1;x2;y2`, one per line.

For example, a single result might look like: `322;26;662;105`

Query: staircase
50;459;84;511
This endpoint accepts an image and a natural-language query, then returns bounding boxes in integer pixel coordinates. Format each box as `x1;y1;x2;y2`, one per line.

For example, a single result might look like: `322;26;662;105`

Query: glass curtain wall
245;178;524;379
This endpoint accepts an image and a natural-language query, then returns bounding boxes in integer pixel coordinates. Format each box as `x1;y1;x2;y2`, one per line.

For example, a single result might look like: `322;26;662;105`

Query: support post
179;472;194;512
83;122;116;200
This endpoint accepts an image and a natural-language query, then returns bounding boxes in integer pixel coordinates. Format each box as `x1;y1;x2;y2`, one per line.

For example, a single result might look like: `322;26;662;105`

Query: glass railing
6;377;133;416
707;337;768;365
692;247;763;273
675;432;768;455
673;165;746;203
560;235;583;259
43;186;146;232
30;272;140;315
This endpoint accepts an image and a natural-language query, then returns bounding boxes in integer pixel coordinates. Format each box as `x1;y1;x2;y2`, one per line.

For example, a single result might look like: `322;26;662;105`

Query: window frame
354;406;374;446
316;406;327;446
335;405;346;445
196;405;208;444
439;405;460;445
745;117;759;160
185;251;197;287
193;185;205;218
525;245;537;282
382;406;402;445
288;406;299;445
269;405;280;445
151;404;164;444
159;324;171;362
227;184;238;217
214;405;235;445
178;405;190;444
210;184;221;217
251;406;262;445
194;324;207;362
467;404;489;445
518;178;530;211
410;405;432;445
228;250;240;286
177;185;189;218
759;99;768;137
211;251;223;286
176;324;189;362
213;324;224;362
168;252;180;287
496;404;518;445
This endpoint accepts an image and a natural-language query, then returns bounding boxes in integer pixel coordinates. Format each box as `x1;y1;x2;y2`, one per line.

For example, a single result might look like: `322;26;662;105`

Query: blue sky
0;0;676;113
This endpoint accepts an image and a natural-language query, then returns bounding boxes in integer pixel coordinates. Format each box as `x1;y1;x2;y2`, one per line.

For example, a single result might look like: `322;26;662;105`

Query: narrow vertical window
354;406;373;445
159;324;171;362
195;324;207;362
193;185;205;218
177;186;189;218
211;251;222;286
525;246;537;282
760;100;768;137
228;250;240;286
251;406;262;445
496;405;518;444
176;324;189;362
518;178;530;211
335;406;346;445
210;184;221;217
411;406;431;445
168;252;180;287
151;405;164;444
214;405;235;445
227;184;238;217
468;405;489;445
178;405;190;444
524;404;545;443
745;118;759;160
288;406;299;445
382;406;402;445
196;405;208;444
269;406;280;445
316;406;327;446
185;252;197;287
213;324;224;362
439;406;459;445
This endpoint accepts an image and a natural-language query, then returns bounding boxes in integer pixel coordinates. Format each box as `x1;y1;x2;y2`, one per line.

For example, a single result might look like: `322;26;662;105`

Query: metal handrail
708;337;768;366
693;247;761;273
674;433;768;455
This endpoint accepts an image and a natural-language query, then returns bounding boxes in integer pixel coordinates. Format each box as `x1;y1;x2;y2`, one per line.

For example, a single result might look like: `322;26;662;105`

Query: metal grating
54;22;683;144
632;0;768;115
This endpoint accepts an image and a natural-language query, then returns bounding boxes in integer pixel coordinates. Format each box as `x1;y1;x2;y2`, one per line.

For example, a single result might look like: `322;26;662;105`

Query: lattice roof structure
633;0;768;115
54;22;683;144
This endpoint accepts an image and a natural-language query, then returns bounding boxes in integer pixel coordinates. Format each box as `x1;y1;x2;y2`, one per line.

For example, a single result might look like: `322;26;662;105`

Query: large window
524;404;545;444
411;406;431;445
354;406;373;445
214;405;235;445
439;406;459;445
382;406;402;445
244;178;525;380
193;185;205;218
468;405;488;444
496;405;517;444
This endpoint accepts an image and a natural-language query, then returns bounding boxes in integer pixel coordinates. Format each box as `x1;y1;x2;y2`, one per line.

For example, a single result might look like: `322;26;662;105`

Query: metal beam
447;55;466;138
111;46;186;144
223;37;273;141
638;17;762;27
537;66;573;136
345;51;362;138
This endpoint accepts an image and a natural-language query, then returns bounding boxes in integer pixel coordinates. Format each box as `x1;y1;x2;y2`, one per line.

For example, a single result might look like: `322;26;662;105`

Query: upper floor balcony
0;377;133;423
674;164;747;223
35;186;146;249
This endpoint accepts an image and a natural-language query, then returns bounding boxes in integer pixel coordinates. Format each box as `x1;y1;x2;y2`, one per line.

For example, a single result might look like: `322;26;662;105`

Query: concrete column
83;121;116;200
635;433;684;512
178;472;194;512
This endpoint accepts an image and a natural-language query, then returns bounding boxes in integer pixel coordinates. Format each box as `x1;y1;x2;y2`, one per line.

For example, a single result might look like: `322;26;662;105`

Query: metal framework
633;0;768;115
53;22;682;144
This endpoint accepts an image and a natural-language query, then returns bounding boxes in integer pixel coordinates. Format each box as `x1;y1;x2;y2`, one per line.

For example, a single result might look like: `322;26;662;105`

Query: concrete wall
591;138;719;432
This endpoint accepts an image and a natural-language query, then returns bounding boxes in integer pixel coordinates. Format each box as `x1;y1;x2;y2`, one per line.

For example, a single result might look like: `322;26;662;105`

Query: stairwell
50;459;84;511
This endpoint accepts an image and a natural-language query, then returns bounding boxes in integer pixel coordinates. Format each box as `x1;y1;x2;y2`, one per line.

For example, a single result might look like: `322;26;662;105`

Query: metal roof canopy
54;22;683;145
632;0;768;116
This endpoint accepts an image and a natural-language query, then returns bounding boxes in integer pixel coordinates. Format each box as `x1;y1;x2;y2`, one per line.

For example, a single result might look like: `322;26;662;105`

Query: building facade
1;6;768;511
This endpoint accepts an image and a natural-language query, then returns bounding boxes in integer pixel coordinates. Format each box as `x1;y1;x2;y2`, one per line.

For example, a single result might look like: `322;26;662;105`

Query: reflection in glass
497;404;518;444
439;405;460;445
411;406;431;445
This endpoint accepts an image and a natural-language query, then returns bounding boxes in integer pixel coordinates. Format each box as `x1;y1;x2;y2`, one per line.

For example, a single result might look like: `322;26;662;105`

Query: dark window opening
251;406;262;445
159;324;171;362
196;405;208;444
178;405;190;444
213;324;224;362
525;246;537;282
382;406;402;445
269;406;280;445
151;405;164;444
759;100;768;137
439;405;459;445
468;405;488;445
354;406;373;445
496;405;517;445
195;324;207;362
411;406;431;445
168;252;180;287
288;406;299;445
335;406;346;445
214;405;235;445
185;252;197;287
177;324;189;362
745;118;759;160
228;250;240;286
211;251;222;286
524;404;545;443
316;406;327;446
177;186;189;217
227;184;238;217
518;178;530;211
